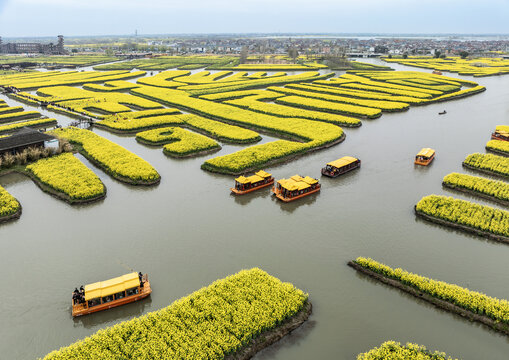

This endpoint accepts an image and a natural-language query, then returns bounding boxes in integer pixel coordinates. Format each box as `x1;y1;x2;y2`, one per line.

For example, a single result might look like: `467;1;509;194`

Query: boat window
102;295;114;303
126;287;139;296
114;291;126;300
88;298;101;308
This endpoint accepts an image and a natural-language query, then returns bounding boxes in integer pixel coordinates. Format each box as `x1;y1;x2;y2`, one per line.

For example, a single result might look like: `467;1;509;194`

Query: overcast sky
0;0;508;37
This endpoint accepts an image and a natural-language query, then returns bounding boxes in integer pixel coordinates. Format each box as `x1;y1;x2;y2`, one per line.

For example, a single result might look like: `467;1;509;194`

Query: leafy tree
459;51;469;59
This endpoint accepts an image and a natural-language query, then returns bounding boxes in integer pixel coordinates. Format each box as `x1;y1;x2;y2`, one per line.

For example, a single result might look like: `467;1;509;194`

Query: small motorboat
438;110;447;115
71;272;151;317
415;148;435;166
321;156;361;178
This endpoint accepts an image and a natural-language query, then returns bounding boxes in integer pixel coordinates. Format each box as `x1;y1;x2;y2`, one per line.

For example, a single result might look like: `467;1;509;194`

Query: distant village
1;35;508;58
71;36;509;58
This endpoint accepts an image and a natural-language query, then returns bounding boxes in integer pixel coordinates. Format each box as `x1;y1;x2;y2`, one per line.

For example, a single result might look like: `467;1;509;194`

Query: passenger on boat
139;272;144;287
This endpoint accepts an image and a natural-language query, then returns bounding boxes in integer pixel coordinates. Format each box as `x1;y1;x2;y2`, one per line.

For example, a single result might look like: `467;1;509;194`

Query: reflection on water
256;318;317;360
412;215;501;246
232;189;273;206
72;297;152;329
351;270;507;338
272;192;319;214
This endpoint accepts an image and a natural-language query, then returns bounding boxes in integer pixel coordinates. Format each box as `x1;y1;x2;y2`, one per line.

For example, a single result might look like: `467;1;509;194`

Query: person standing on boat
139;272;144;288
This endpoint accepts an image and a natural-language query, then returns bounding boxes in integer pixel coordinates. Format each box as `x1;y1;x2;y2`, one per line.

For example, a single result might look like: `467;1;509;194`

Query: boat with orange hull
72;272;151;317
491;126;509;142
231;170;274;195
415;148;435;166
272;175;321;202
322;156;360;177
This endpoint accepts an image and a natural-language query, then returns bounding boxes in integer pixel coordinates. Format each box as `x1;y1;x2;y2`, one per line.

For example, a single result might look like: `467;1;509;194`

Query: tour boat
71;272;151;317
491;127;509;142
272;175;321;202
231;170;274;195
415;148;435;166
321;156;361;178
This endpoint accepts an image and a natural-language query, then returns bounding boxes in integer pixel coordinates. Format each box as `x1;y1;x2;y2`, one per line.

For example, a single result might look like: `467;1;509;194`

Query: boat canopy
496;125;509;133
255;170;271;178
278;175;318;191
327;156;358;169
235;170;271;185
84;272;139;301
495;126;509;137
303;176;318;185
234;176;250;184
416;148;435;158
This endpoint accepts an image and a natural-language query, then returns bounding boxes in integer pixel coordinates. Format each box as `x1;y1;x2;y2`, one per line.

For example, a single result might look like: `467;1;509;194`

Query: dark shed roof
0;127;56;152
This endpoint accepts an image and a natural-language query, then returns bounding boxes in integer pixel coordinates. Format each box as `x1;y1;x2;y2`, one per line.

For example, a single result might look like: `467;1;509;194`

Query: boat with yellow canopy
231;170;274;195
272;175;321;202
322;156;361;177
491;125;509;142
415;148;435;166
71;272;151;317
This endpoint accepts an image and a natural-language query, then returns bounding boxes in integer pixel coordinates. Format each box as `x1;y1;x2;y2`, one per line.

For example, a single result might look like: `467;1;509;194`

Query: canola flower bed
0;110;42;124
183;114;261;143
0;106;24;115
0;118;57;134
131;86;344;174
35;86;164;115
486;139;509;156
415;195;509;242
136;70;191;88
82;80;140;92
225;94;362;127
42;268;310;360
25;153;106;204
357;341;458;360
177;72;334;96
0;70;146;91
200;89;277;102
282;83;426;105
0;184;21;223
383;56;509;77
51;127;160;185
7;93;41;107
352;70;479;87
270;85;411;111
97;112;260;143
350;257;509;334
428;85;486;103
463;153;509;178
275;95;382;119
443;172;509;206
136;127;221;157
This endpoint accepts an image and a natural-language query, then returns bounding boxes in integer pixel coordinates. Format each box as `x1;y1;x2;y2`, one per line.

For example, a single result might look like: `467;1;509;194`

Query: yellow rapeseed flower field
26;153;105;201
357;341;458;360
51;127;160;184
355;257;509;324
0;185;20;217
42;268;308;360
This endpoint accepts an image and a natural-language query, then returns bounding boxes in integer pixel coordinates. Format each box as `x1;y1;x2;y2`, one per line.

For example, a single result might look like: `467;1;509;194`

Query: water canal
0;59;508;359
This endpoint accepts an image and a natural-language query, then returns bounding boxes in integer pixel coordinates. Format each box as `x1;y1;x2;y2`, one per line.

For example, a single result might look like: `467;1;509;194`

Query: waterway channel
0;59;508;359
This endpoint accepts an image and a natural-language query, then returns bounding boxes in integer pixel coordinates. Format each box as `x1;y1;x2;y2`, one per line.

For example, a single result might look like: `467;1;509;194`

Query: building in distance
0;35;66;55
